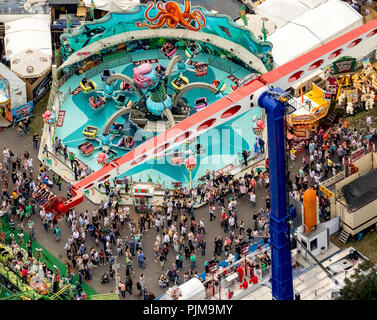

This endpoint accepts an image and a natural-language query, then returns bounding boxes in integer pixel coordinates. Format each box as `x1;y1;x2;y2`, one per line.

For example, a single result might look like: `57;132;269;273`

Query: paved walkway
1;126;271;299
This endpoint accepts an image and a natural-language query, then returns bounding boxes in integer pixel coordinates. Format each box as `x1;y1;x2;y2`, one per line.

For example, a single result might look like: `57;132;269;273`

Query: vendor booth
0;63;28;126
132;184;154;213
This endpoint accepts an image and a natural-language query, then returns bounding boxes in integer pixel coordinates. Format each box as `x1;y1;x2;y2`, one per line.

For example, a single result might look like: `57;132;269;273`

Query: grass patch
29;91;50;136
0;217;97;298
330;229;377;264
344;106;377;134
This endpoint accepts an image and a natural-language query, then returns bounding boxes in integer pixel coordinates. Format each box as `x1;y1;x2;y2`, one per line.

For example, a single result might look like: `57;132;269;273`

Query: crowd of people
287;117;377;221
3;105;377;300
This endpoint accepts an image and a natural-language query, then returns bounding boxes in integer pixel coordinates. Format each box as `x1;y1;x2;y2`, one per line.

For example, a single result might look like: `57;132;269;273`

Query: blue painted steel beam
258;88;293;300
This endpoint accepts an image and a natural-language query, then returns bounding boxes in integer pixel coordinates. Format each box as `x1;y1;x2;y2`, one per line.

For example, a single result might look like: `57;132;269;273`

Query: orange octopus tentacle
156;1;166;11
137;16;168;29
192;10;206;27
166;18;179;29
183;0;191;14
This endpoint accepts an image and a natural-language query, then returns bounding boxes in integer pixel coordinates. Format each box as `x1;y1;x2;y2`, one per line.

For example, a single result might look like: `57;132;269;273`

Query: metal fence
208;57;232;74
85;54;132;79
202;245;271;300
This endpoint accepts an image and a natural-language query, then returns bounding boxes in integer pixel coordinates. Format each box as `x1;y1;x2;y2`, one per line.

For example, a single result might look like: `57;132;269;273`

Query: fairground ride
43;2;377;300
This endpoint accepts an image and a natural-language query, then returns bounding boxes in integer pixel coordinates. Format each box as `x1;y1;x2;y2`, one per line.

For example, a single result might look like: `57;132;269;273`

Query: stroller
101;271;110;284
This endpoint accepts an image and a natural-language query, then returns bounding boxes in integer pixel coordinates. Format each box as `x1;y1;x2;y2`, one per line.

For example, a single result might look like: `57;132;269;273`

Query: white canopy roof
255;0;310;28
11;49;51;79
83;0;139;11
268;0;363;67
297;0;327;9
4;15;52;60
0;63;27;108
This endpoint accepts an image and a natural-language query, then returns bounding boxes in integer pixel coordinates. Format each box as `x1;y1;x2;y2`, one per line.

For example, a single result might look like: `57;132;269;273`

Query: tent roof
255;0;310;28
268;23;321;67
4;15;52;60
11;49;51;79
297;0;327;9
267;0;362;67
293;0;362;43
83;0;139;11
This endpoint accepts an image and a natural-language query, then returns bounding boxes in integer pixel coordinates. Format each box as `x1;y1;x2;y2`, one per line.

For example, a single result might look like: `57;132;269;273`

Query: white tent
255;0;310;28
84;0;139;12
297;0;327;9
11;49;51;79
0;63;27;108
268;0;363;67
293;0;363;43
4;15;52;60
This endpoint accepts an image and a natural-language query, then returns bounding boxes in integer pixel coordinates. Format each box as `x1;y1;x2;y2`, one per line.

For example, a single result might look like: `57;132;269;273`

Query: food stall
132;184;154;213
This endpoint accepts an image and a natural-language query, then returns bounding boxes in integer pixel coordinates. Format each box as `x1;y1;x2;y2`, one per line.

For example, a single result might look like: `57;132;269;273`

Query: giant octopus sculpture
133;63;155;89
136;0;206;31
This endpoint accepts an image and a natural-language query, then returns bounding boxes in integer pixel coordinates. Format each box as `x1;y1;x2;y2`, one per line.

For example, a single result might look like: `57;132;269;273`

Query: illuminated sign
332;56;356;74
136;1;206;32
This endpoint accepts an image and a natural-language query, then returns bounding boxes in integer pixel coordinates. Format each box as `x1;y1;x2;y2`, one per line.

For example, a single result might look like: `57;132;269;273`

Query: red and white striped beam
69;19;377;195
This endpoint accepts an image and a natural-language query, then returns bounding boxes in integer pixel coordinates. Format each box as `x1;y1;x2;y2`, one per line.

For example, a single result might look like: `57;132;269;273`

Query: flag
240;4;248;26
90;0;96;20
54;44;59;63
66;11;72;32
262;20;267;41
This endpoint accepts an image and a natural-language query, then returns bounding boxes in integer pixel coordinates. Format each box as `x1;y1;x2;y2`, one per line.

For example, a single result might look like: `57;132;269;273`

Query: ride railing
85;54;132;79
208;57;232;74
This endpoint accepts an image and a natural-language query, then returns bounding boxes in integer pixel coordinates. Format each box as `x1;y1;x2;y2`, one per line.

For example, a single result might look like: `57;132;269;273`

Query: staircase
327;111;336;123
338;228;350;244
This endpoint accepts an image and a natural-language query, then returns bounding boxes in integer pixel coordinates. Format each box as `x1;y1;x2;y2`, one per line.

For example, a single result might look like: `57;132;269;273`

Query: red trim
260;19;377;85
57;20;377;214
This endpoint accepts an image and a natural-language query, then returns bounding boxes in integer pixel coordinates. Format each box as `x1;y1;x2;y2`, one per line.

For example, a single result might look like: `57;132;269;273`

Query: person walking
57;176;62;192
125;274;133;295
190;252;197;269
137;249;145;269
32;133;39;150
119;280;126;298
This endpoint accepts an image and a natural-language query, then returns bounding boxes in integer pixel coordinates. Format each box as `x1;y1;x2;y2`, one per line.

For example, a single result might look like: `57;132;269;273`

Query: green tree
340;261;377;300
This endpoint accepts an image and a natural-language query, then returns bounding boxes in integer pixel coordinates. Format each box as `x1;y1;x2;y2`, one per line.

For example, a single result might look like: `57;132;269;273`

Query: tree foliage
340;261;377;300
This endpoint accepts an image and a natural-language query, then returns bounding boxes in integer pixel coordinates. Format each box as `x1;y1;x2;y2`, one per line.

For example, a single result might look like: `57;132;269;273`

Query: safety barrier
208;57;232;74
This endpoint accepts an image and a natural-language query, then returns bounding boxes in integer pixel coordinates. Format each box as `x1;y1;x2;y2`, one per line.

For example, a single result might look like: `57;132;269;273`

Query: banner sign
72;85;82;95
133;59;159;66
227;74;240;84
33;72;52;105
56;110;66;127
12;101;34;123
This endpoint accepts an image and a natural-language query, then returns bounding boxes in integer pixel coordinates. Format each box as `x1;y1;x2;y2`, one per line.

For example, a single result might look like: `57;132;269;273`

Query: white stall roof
255;0;310;28
83;0;139;12
268;23;322;67
297;0;328;9
4;15;52;60
293;0;363;43
268;0;363;67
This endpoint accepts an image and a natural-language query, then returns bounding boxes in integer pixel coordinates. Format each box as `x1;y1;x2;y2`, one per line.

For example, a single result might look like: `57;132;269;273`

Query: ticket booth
132;184;154;213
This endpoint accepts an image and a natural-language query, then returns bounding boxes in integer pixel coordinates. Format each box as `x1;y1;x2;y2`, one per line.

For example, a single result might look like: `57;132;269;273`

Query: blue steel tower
257;88;294;300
